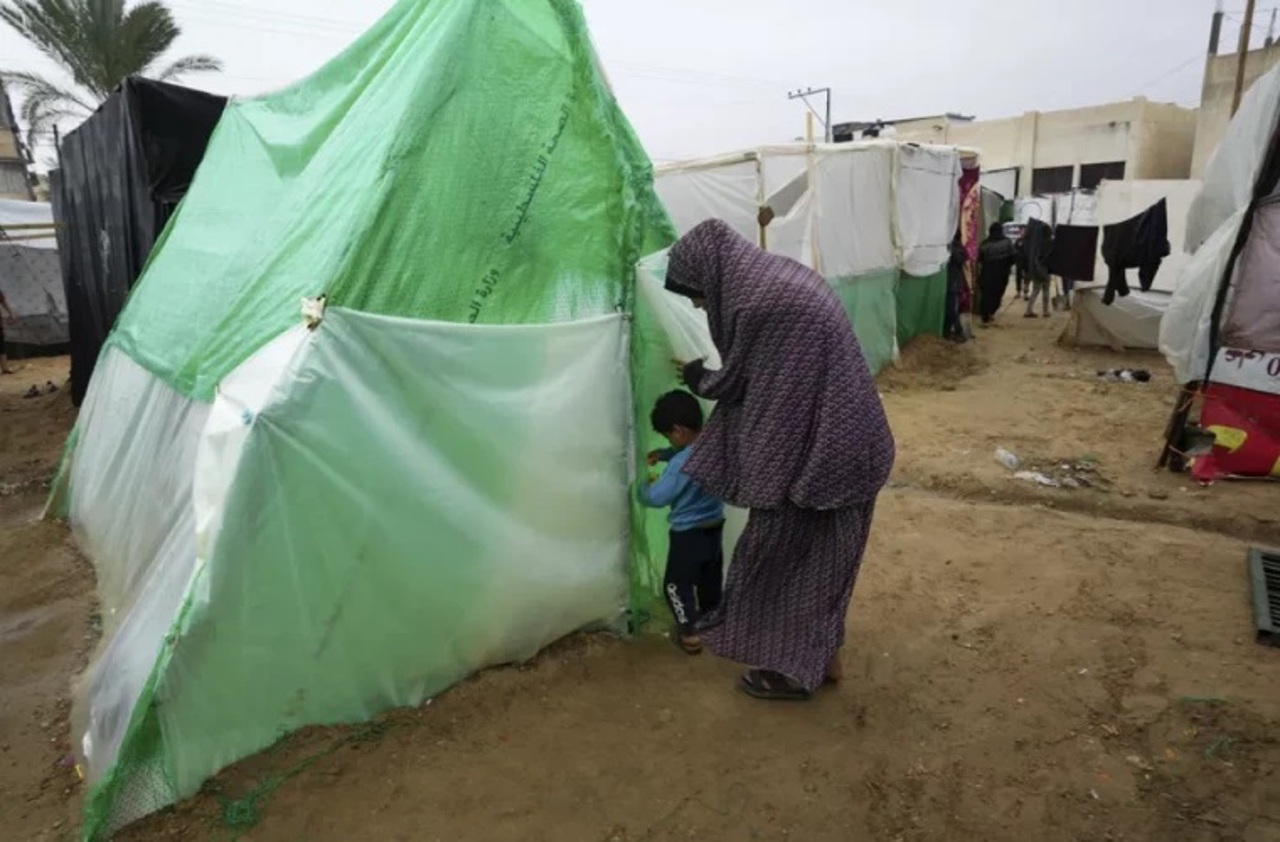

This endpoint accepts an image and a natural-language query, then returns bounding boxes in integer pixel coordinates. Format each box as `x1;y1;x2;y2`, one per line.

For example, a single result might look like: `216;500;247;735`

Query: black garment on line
664;524;724;634
1047;224;1099;282
1101;198;1170;305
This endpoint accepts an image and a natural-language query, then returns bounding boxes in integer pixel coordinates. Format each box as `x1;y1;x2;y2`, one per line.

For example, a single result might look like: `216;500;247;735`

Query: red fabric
957;164;981;314
1192;383;1280;483
959;165;981;261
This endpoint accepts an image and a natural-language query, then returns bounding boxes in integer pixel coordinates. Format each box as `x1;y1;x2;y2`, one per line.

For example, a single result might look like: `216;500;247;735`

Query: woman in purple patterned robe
664;219;896;701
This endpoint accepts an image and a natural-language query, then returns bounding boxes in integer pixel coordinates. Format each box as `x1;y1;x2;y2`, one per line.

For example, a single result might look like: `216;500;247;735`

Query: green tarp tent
49;0;693;836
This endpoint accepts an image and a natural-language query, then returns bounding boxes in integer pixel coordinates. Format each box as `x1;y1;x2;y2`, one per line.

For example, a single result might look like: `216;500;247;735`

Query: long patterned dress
664;219;896;692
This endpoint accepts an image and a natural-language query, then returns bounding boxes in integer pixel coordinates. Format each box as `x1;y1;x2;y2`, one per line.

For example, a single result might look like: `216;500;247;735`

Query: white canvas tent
0;199;67;346
655;141;972;373
1159;62;1280;480
1064;180;1200;351
1163;63;1280;384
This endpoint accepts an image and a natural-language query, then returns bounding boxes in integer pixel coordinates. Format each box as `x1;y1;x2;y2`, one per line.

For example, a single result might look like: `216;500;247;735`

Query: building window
1031;166;1074;195
1080;161;1126;190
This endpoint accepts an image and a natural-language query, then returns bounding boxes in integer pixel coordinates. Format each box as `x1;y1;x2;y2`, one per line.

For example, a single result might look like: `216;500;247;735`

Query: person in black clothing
977;223;1018;324
944;234;968;343
1022;218;1055;318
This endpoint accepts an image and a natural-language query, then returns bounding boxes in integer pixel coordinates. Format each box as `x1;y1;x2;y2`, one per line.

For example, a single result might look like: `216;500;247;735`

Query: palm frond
153;53;221;82
1;68;92;145
0;0;100;92
112;1;178;88
1;0;214;99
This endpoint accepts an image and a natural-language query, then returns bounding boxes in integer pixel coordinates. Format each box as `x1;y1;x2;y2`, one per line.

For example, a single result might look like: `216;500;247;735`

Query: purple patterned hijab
666;219;895;510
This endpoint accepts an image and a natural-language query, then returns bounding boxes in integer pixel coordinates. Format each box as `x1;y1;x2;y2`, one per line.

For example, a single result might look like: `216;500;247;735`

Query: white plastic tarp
981;168;1018;200
895;144;961;276
1015;195;1054;225
1186;64;1280;251
1065;284;1169;350
813;146;895;276
1163;63;1280;383
1054;191;1099;226
654;157;760;246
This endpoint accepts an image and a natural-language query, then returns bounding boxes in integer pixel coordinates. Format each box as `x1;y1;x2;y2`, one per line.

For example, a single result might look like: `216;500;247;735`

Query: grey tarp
0;199;67;345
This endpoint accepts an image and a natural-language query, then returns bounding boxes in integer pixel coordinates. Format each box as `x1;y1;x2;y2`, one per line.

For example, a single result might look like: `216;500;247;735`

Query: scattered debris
995;447;1021;471
1015;471;1059;487
1125;754;1154;772
1096;368;1152;383
1001;455;1107;491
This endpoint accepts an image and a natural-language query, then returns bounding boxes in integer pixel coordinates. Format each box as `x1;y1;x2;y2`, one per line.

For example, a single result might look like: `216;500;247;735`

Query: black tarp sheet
51;77;225;405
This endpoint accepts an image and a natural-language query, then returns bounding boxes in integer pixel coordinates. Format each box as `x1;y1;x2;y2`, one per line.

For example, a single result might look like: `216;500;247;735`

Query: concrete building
835;99;1197;198
1191;20;1280;177
0;81;34;201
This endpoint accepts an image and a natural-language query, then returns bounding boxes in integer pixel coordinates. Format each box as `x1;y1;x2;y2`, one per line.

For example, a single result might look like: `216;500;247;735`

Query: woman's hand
672;358;687;381
646;450;664;466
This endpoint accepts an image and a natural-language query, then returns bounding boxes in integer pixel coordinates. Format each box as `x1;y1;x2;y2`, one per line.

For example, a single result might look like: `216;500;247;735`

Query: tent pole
1233;0;1258;116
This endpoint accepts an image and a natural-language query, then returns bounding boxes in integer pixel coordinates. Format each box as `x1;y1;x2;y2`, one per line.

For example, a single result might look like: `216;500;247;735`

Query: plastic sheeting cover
160;309;630;791
0;242;67;345
1186;63;1280;251
64;345;209;835
1160;210;1246;383
655;159;760;246
815;147;895;277
896;144;961;277
1065;285;1169;350
79;310;634;836
1164;64;1280;383
108;0;670;402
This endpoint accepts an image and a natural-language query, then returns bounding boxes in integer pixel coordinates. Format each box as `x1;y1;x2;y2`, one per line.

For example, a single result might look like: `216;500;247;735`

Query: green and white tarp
654;143;968;372
49;0;711;837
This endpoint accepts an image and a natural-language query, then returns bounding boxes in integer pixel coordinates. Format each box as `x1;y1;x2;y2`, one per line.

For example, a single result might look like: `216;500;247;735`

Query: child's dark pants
664;524;725;635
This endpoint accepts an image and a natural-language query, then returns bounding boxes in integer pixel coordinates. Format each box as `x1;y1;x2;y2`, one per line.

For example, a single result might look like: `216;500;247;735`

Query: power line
1131;53;1206;94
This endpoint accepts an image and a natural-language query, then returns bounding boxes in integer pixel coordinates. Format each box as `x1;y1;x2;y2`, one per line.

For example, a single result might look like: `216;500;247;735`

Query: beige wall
891;98;1196;196
1192;45;1280;177
1135;100;1198;180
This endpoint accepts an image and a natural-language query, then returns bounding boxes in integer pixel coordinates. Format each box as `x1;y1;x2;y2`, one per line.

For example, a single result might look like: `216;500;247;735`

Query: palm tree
0;0;221;143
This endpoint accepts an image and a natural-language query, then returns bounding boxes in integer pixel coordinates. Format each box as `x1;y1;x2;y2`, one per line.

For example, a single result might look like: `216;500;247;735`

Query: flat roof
833;113;975;132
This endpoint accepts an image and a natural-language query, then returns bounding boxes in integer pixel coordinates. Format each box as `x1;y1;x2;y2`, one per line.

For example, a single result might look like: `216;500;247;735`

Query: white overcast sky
0;0;1264;163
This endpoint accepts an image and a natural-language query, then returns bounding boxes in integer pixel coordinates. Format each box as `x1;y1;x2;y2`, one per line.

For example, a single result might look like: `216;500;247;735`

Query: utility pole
788;87;832;143
1232;0;1258;116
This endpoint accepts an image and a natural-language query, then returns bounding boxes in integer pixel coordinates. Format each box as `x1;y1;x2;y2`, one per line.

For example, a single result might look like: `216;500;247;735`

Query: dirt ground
3;307;1280;842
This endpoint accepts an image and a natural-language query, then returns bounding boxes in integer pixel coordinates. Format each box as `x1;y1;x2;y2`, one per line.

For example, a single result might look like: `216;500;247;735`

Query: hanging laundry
1101;198;1171;305
1047;224;1099;282
1023;218;1054;282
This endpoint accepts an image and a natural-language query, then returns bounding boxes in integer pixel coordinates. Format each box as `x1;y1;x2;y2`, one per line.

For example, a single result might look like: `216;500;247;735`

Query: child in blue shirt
639;390;726;655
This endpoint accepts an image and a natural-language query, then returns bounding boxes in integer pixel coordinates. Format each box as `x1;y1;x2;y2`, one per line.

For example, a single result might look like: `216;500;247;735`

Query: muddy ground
2;309;1279;842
